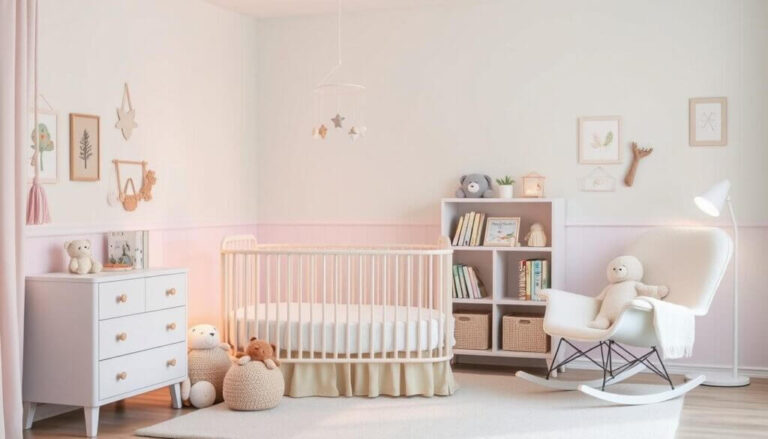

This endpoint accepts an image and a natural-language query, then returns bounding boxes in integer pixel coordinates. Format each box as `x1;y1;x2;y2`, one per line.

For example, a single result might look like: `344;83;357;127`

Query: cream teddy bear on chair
588;255;669;329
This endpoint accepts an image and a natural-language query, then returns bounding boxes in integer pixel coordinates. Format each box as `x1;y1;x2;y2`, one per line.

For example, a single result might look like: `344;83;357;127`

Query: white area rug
136;371;683;439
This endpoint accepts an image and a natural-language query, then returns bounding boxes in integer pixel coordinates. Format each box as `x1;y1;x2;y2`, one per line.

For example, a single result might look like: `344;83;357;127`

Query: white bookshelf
441;198;565;370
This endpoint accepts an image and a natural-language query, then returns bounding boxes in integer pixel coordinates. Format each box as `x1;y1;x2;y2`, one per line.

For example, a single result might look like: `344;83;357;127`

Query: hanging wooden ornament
121;178;139;211
113;159;156;211
348;126;360;142
331;113;345;128
318;124;328;139
115;83;138;140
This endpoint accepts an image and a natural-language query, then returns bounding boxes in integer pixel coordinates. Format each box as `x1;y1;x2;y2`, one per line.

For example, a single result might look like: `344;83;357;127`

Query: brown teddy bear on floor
236;337;280;369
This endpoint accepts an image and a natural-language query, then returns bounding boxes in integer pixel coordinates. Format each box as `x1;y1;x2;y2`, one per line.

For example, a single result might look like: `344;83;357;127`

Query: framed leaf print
578;116;622;164
69;113;100;181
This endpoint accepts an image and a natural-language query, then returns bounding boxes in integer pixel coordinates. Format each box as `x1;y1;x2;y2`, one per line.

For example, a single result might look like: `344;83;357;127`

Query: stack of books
517;259;549;301
451;211;486;247
452;264;488;299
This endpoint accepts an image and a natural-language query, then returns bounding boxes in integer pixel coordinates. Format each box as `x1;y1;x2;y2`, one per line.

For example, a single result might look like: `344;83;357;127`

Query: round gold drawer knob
166;288;177;296
116;332;128;341
117;294;128;303
166;322;177;331
117;371;127;381
167;358;177;367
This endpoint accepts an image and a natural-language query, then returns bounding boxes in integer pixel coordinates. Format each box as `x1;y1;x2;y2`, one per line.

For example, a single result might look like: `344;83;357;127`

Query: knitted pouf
188;348;233;402
223;361;284;411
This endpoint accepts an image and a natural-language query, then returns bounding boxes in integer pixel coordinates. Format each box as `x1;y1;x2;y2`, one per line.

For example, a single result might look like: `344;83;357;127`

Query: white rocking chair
516;227;733;404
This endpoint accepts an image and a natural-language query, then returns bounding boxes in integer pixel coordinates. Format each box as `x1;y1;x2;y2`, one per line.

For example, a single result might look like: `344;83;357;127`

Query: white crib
221;235;454;366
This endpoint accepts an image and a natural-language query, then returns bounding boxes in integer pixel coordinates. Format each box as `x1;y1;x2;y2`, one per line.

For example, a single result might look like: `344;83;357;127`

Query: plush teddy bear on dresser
455;174;494;198
64;240;102;274
588;255;669;329
181;324;233;408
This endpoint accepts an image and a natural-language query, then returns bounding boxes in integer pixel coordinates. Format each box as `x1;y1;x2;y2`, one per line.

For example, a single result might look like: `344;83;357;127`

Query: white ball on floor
189;381;217;408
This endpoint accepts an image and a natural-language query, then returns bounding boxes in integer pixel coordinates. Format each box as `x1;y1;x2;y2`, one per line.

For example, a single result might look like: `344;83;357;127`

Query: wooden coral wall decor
624;142;653;187
113;159;156;211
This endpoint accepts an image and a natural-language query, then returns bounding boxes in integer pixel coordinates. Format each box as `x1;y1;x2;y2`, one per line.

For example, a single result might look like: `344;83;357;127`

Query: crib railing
221;236;454;364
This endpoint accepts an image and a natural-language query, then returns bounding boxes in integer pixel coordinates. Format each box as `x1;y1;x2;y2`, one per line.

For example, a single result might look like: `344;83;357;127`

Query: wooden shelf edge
453;348;551;359
452;246;552;252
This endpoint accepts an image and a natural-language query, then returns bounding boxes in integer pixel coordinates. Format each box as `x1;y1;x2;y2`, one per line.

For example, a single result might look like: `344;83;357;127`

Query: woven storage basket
454;312;490;350
502;315;549;353
223;360;284;411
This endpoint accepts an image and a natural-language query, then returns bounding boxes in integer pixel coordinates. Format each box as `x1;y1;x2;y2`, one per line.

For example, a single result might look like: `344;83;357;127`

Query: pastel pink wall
26;222;768;372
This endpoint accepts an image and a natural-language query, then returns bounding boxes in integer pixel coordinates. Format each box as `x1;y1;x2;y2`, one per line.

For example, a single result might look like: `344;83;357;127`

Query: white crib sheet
230;303;447;355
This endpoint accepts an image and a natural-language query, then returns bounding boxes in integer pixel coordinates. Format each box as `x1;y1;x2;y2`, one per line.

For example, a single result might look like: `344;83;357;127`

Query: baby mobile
311;0;367;143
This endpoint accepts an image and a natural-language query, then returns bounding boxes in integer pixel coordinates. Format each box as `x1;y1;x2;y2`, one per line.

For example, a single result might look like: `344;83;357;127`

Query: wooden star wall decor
115;83;138;140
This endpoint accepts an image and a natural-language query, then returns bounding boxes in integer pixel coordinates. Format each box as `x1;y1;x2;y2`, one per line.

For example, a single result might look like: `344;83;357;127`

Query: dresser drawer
99;307;186;360
146;274;187;311
99;279;146;319
99;342;186;401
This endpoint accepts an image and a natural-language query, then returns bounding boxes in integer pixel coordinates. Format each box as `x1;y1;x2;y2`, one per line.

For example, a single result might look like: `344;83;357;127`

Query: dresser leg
84;407;99;437
23;402;37;429
169;382;182;409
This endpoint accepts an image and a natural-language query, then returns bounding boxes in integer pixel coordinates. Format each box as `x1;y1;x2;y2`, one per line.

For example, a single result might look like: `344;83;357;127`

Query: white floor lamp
693;179;750;387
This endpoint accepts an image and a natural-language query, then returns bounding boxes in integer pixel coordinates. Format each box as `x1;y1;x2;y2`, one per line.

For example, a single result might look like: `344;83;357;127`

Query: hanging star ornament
331;113;345;128
318;124;328;139
115;83;138;140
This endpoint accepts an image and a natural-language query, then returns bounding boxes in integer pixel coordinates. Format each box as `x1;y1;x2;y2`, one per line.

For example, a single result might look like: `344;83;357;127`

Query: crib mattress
230;303;447;355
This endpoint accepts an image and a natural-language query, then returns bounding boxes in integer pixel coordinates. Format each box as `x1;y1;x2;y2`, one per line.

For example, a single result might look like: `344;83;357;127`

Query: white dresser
23;268;189;437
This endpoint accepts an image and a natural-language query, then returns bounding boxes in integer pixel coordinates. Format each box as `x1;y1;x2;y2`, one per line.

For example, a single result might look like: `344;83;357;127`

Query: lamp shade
694;179;731;217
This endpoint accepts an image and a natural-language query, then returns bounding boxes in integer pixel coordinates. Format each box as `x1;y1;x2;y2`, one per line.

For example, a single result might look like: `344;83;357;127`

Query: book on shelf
452;212;486;247
452;264;487;299
517;259;549;301
451;215;465;246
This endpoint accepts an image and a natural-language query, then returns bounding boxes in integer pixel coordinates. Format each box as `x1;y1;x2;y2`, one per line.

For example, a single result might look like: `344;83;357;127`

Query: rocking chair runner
517;227;733;405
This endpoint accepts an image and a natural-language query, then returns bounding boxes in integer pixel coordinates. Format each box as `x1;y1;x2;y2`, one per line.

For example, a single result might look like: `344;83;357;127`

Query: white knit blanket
635;297;695;359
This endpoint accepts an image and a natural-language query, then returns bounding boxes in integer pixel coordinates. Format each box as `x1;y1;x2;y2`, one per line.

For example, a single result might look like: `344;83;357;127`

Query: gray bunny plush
455;174;494;198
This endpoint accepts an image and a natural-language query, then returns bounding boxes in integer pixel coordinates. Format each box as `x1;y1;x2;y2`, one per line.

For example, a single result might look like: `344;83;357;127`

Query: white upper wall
254;0;768;225
35;0;259;230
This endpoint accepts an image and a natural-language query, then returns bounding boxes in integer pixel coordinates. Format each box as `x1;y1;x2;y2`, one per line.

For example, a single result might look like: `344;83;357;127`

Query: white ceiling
205;0;451;18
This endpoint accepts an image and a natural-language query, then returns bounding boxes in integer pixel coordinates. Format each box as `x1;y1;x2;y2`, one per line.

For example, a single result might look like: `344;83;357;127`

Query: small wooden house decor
522;172;545;198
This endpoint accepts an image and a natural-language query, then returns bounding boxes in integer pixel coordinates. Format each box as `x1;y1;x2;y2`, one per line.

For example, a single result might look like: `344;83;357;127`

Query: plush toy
181;324;233;408
455;174;494;198
524;223;547;247
236;337;280;370
64;240;102;275
588;256;669;329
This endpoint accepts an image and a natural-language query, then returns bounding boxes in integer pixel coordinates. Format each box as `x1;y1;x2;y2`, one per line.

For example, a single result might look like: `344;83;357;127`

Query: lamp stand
688;197;750;387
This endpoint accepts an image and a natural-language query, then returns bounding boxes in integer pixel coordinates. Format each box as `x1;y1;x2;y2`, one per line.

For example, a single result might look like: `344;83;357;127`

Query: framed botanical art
28;109;58;183
483;217;521;247
689;97;727;146
70;113;100;181
578;116;622;164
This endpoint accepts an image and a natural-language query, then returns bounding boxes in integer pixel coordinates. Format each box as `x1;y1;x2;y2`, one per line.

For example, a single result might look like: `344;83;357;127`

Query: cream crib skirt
280;361;457;397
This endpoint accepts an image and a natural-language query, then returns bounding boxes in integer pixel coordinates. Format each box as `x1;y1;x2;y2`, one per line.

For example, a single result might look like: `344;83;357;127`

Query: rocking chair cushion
542;290;656;343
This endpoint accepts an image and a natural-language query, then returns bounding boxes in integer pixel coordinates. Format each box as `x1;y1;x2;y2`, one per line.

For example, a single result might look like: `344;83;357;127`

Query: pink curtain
0;0;35;437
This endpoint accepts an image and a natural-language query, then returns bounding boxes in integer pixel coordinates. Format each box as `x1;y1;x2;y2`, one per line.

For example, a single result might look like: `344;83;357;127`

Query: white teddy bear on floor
181;324;233;408
588;255;669;329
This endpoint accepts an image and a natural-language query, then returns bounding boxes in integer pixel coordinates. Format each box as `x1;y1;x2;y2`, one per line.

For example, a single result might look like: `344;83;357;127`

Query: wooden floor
23;369;768;438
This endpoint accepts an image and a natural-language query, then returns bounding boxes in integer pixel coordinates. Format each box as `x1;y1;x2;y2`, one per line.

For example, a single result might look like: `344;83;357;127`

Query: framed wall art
483;217;521;247
689;97;727;146
28;109;58;183
578;116;622;164
70;113;100;181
